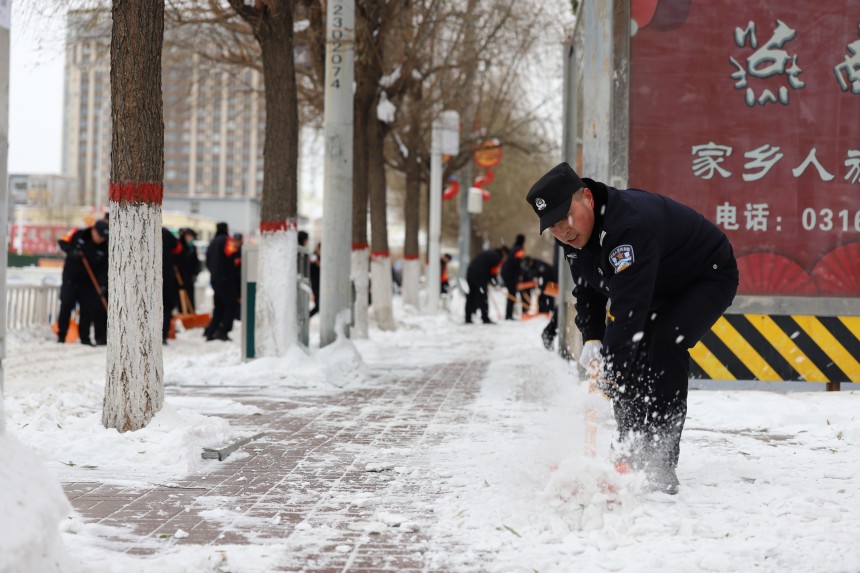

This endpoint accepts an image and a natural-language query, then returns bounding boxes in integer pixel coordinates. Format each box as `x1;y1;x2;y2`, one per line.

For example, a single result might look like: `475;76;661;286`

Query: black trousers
503;279;518;319
163;286;177;341
465;279;489;322
59;280;106;344
612;265;738;467
57;281;78;342
205;282;239;337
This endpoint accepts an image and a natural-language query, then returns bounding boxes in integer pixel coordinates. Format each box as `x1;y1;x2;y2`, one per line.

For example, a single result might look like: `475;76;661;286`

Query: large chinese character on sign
630;0;860;296
8;225;68;255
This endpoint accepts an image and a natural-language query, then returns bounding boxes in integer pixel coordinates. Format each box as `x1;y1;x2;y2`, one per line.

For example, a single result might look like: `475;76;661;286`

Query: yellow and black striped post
690;314;860;388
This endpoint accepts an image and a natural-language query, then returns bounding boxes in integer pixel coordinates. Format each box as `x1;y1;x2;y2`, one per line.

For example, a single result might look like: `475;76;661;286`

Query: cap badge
535;198;547;211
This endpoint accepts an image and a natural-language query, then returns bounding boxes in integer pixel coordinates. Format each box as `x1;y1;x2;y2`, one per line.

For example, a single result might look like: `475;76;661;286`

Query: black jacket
501;244;525;285
162;228;179;295
467;249;505;284
58;227;109;288
529;258;558;289
176;236;201;288
562;178;735;372
207;234;242;295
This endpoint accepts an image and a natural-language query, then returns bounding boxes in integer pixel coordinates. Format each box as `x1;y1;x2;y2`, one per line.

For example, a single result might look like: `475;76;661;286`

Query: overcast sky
9;4;65;174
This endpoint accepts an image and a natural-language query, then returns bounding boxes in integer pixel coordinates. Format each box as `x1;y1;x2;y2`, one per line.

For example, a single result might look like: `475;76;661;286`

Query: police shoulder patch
609;244;635;273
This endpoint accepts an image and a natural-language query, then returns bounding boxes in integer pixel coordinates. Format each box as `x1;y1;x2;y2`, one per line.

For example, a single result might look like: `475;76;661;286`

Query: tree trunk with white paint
402;258;421;309
351;248;369;339
227;0;300;356
256;228;297;356
103;0;165;432
368;115;396;331
371;255;396;330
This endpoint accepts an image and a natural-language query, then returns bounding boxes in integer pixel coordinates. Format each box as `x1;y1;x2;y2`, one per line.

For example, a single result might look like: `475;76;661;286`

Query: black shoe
211;331;232;342
465;319;473;324
541;329;555;350
482;318;495;325
645;464;679;495
80;339;94;347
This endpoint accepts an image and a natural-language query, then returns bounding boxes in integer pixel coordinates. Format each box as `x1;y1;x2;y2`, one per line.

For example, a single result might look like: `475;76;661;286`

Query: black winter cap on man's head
94;219;109;239
526;162;585;233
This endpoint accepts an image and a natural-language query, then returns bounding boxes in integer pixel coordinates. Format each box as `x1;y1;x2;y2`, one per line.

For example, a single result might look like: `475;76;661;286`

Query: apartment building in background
62;9;269;233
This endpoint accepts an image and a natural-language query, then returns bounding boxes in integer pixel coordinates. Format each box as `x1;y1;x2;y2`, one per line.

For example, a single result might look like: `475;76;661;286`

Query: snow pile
5;376;232;485
0;432;78;573
1;288;859;572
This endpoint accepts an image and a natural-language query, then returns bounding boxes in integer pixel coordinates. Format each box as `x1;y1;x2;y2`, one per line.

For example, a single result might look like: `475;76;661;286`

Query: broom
174;266;210;329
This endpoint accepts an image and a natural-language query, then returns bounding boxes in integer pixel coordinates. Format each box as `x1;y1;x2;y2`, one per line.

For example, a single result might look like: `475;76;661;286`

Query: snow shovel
173;266;209;329
81;255;108;311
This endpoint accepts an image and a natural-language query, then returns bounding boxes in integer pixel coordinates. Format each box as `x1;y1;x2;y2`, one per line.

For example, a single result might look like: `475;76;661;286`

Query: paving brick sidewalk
63;358;487;572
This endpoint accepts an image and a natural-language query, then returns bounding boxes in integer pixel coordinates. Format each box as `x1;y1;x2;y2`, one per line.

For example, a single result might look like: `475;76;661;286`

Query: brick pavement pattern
63;359;487;572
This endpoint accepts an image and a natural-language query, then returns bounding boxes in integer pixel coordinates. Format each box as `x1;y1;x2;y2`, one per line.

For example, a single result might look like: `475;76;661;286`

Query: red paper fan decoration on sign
811;243;860;296
736;253;817;296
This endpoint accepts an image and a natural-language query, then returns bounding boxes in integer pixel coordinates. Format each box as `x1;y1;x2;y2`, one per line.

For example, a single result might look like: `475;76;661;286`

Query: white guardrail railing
6;267;63;331
7;283;61;331
5;267;212;332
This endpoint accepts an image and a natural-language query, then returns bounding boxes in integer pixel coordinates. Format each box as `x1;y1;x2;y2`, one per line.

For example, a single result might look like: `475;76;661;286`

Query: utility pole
559;36;577;360
320;0;355;347
456;0;480;289
427;111;459;313
0;0;10;408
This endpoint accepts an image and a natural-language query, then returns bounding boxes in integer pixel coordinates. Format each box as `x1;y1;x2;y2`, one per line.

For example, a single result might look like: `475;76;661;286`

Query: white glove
579;340;604;373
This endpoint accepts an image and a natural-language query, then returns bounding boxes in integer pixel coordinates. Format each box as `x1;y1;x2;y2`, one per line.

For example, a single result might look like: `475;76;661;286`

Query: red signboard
8;225;71;256
629;0;860;296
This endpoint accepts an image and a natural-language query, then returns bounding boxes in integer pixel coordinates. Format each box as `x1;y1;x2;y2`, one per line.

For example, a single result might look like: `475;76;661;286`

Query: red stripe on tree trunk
352;242;369;250
259;220;297;233
403;254;420;260
109;182;164;205
371;251;390;259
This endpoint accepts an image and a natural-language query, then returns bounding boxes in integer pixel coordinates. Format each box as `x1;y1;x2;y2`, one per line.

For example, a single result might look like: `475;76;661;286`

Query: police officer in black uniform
57;219;109;345
525;256;558;314
162;227;180;344
464;246;508;324
501;234;526;320
204;223;242;341
309;242;321;318
176;228;201;311
526;163;738;494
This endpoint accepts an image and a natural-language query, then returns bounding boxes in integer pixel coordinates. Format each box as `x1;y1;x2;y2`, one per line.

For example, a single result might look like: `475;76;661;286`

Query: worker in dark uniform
57;219;109;345
162;228;180;344
464;246;508;324
501;234;526;320
309;242;321;318
440;253;453;295
526;162;738;494
175;228;201;311
204;223;242;341
527;257;558;314
204;222;230;340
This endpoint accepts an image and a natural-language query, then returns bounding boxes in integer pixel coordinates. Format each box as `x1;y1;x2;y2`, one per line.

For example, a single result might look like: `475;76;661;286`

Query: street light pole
426;111;459;313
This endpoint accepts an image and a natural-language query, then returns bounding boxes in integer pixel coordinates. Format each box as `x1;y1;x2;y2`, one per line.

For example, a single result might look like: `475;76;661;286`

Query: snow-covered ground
2;288;859;572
